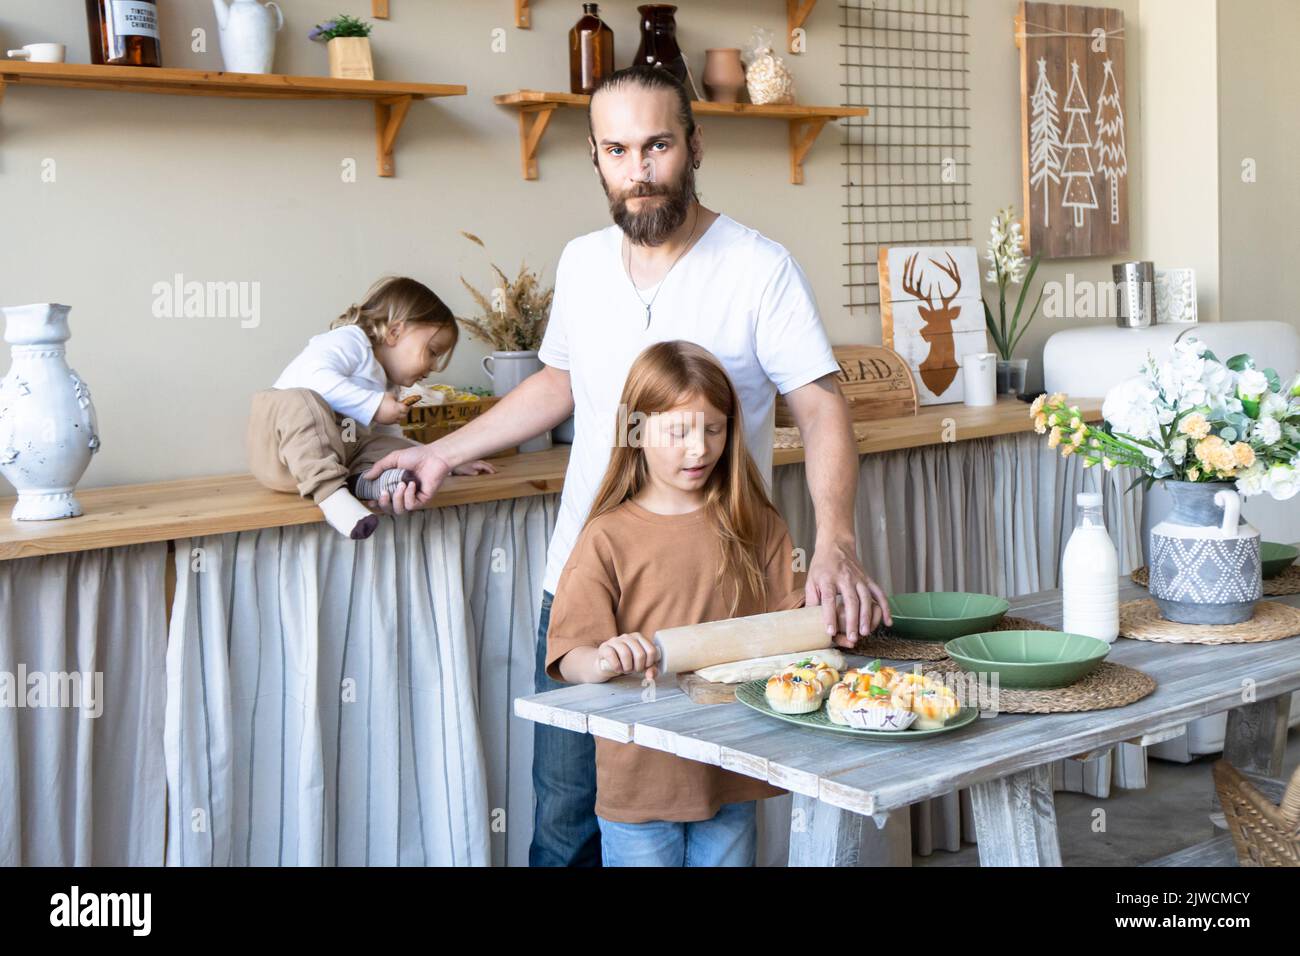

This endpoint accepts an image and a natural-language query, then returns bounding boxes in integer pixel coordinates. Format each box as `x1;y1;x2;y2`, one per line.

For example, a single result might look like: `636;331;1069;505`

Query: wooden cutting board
678;672;745;705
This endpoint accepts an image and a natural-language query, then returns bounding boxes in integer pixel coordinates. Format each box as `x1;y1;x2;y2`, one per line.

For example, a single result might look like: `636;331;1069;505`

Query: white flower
1261;391;1288;418
1169;435;1189;464
1103;376;1162;442
985;206;1026;285
1264;463;1300;501
1237;368;1269;400
1235;462;1268;497
1253;417;1282;446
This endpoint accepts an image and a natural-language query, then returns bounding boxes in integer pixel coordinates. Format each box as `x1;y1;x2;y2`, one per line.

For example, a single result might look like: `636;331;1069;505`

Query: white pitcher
0;304;100;521
213;0;284;74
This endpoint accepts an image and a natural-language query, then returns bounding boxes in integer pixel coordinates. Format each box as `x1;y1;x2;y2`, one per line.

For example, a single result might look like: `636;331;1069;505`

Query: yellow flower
1233;442;1256;467
1180;413;1211;440
1187;466;1200;481
1048;392;1066;406
1072;427;1087;447
1048;426;1062;448
1060;443;1075;458
1033;412;1047;434
1030;394;1046;417
1194;435;1226;463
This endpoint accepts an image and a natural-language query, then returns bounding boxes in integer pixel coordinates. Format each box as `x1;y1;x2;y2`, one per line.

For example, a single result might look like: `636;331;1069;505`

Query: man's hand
451;460;497;476
806;540;891;648
361;443;453;514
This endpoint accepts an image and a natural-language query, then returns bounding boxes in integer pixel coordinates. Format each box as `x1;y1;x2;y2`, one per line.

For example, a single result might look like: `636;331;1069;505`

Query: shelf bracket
0;76;6;104
517;103;556;180
787;0;816;53
375;95;413;177
372;0;390;17
516;0;532;28
788;116;828;185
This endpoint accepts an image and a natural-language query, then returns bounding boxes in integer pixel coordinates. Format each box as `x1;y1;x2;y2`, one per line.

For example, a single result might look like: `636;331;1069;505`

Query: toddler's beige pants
246;387;417;504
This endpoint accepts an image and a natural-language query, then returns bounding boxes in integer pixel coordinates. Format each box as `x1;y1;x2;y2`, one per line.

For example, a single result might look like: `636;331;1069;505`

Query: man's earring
693;160;701;169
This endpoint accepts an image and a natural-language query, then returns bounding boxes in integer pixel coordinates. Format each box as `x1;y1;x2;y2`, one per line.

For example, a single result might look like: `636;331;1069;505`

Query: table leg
787;794;912;866
1223;696;1289;777
969;764;1062;866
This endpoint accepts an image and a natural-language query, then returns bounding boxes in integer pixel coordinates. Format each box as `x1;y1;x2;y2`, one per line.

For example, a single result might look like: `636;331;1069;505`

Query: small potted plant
983;206;1045;395
310;14;374;80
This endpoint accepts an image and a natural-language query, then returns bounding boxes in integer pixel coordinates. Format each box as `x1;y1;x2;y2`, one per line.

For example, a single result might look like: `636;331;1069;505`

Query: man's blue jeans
528;590;603;866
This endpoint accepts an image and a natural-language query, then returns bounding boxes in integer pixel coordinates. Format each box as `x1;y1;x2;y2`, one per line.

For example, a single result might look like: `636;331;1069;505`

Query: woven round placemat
917;658;1156;714
1118;598;1300;645
852;615;1054;661
1131;564;1300;597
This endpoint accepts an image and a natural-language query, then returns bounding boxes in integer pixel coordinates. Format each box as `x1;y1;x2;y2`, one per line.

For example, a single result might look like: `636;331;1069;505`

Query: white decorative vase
0;304;100;521
213;0;284;74
482;350;551;453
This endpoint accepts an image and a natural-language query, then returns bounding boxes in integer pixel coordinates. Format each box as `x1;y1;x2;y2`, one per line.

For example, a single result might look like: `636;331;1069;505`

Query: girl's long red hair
584;340;779;616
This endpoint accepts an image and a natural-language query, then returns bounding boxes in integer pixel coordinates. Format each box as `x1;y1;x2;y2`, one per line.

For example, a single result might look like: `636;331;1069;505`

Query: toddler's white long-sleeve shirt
273;325;389;427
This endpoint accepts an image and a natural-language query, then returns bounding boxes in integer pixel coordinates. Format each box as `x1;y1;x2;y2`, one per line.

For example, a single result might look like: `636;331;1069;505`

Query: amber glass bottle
569;3;614;95
86;0;163;67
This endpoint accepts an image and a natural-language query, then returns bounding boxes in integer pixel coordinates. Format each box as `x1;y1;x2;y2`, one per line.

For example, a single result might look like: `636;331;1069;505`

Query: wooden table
0;396;1099;562
514;579;1300;866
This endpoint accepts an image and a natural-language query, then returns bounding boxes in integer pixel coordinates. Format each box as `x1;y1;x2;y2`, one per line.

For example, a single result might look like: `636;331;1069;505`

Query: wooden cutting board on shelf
774;344;918;428
678;672;745;705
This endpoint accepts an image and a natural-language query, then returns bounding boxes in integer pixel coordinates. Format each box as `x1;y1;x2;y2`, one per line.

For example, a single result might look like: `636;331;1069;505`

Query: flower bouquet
1033;337;1300;624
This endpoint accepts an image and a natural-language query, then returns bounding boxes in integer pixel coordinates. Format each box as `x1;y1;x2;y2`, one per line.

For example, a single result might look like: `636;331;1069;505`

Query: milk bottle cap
1077;492;1103;507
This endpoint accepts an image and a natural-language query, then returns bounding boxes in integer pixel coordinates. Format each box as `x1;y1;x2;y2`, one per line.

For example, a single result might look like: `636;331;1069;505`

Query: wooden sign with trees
1016;1;1128;258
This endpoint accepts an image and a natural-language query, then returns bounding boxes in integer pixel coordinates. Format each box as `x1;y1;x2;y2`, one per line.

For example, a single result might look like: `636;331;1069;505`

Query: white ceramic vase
213;0;283;74
0;304;100;520
482;350;551;453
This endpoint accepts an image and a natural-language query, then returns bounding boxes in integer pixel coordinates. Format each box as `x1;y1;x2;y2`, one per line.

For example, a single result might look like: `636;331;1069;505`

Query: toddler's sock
318;487;379;540
349;468;418;502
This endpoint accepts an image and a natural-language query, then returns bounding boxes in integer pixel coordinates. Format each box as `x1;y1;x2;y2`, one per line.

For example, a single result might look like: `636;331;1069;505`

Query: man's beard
603;162;698;247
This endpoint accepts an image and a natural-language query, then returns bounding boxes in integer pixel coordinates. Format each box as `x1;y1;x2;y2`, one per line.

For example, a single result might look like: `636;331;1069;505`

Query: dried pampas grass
457;231;554;353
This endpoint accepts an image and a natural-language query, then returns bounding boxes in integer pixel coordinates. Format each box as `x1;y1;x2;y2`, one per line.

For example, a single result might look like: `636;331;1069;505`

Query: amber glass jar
86;0;163;67
569;4;614;95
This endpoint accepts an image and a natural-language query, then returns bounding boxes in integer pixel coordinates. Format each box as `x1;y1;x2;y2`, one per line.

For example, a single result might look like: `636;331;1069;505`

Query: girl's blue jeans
597;801;758;866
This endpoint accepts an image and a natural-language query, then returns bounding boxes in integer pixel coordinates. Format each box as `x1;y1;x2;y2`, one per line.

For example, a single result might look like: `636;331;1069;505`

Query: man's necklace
624;205;700;330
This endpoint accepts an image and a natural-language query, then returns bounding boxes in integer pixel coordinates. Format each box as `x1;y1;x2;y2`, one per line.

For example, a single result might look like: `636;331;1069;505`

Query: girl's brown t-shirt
545;498;807;824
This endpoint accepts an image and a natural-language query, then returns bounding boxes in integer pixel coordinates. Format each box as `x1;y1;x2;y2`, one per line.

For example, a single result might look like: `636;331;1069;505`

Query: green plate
945;630;1110;689
885;591;1011;641
1261;541;1298;579
734;679;980;740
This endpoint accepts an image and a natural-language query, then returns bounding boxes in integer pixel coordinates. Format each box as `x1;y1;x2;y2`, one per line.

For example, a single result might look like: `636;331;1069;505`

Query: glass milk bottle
1061;492;1119;642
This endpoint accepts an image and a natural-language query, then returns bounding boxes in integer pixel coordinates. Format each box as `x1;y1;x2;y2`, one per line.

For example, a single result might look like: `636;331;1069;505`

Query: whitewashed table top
514;579;1300;817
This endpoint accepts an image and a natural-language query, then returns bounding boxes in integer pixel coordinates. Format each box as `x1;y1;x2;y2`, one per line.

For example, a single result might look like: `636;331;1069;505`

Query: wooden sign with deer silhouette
1016;1;1128;258
879;246;988;406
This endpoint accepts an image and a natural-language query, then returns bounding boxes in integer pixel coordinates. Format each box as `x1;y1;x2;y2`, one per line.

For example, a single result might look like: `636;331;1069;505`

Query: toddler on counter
247;276;493;539
545;340;807;867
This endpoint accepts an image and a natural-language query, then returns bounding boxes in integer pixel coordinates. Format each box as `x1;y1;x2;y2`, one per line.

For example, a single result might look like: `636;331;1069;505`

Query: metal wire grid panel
841;0;972;315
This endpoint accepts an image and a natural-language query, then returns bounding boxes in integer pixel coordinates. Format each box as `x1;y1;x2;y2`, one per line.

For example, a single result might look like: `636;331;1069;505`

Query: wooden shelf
494;89;865;183
0;61;466;177
0;397;1099;562
516;1;818;50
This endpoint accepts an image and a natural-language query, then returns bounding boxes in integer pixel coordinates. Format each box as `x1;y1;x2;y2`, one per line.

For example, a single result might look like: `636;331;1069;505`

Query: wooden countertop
0;396;1098;561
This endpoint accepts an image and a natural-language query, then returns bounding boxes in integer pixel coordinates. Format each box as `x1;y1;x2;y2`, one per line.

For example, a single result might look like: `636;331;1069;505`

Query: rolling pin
651;605;833;675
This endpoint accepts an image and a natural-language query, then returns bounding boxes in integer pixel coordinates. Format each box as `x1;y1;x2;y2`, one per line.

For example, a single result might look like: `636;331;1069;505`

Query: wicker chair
1213;760;1300;866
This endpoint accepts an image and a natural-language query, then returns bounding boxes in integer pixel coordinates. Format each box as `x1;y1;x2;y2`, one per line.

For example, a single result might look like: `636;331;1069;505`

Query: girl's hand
374;393;411;426
451;459;497;476
597;632;659;681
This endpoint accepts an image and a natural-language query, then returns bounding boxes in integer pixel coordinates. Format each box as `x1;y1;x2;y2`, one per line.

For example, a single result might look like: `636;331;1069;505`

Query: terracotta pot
703;48;745;103
327;36;373;80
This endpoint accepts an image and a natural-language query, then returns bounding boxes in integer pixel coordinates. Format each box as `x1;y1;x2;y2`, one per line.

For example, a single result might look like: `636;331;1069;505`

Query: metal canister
1114;261;1155;328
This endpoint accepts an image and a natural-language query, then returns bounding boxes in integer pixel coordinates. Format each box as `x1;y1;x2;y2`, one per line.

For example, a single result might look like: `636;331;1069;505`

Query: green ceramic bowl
886;592;1010;642
1260;541;1298;579
945;630;1110;689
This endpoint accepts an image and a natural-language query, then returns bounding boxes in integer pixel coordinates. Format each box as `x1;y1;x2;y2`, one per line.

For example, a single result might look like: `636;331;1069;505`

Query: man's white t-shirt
538;213;840;595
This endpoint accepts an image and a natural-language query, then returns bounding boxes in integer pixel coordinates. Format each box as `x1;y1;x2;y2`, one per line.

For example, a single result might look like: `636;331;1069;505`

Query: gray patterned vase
1148;480;1262;625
